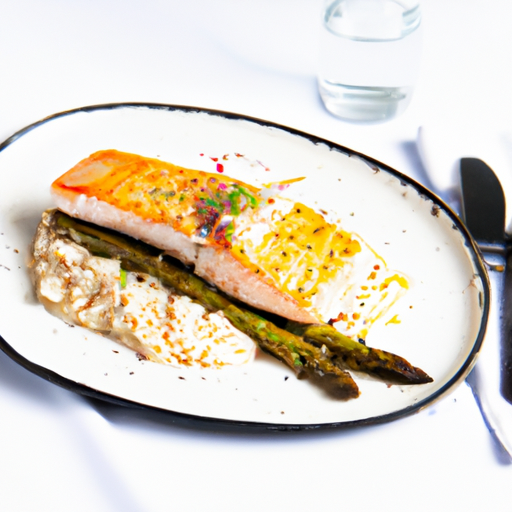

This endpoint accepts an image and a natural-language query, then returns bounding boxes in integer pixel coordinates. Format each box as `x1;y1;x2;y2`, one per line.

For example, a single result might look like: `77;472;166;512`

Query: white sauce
34;225;256;369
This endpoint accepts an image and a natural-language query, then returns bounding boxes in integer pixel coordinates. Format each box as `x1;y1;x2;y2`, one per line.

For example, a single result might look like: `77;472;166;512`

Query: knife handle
501;252;512;404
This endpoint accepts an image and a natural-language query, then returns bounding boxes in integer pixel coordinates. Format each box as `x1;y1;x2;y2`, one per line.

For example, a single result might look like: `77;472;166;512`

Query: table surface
1;1;512;511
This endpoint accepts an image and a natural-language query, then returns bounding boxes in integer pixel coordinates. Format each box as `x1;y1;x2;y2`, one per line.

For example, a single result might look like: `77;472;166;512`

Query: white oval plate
0;103;488;429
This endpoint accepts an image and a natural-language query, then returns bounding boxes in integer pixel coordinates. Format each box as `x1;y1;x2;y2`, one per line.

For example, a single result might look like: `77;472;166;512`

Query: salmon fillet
51;150;365;324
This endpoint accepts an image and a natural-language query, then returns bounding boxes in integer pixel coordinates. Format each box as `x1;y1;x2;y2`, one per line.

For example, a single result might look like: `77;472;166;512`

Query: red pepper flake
268;198;275;204
199;153;204;156
223;154;229;160
216;163;224;173
373;264;380;270
257;160;270;171
210;157;219;162
328;311;348;325
235;153;244;158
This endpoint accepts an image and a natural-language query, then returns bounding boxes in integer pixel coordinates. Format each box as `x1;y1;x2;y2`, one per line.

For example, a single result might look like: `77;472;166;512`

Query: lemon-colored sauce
232;202;361;307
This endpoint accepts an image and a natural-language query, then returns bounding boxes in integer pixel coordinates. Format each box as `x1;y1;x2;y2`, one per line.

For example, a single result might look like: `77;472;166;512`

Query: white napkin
417;124;512;459
417;123;512;233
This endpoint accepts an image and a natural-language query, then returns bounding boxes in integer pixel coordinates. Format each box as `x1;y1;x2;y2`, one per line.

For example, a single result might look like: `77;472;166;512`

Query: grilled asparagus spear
287;323;433;384
52;209;432;389
52;210;359;399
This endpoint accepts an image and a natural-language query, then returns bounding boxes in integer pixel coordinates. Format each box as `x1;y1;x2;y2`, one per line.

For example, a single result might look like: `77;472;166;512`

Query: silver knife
460;157;512;462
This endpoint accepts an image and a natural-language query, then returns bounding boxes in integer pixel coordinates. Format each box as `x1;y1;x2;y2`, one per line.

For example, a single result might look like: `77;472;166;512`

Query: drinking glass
318;0;422;123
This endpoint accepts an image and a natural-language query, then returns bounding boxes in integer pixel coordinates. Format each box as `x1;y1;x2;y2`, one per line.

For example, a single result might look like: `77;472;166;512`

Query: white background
1;1;512;511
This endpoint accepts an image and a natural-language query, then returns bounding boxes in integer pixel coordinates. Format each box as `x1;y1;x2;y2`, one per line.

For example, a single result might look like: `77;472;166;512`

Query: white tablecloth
1;1;512;510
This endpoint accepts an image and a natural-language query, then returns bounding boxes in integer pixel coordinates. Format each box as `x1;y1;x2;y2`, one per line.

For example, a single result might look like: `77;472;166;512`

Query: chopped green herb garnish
205;198;221;209
224;221;235;243
120;268;127;288
236;185;259;208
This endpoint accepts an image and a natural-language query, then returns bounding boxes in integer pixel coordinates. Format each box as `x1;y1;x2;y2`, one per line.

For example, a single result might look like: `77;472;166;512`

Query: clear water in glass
318;0;422;123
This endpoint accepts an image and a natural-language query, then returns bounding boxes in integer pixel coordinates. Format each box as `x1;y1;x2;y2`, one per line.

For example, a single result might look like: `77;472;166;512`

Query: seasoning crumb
178;376;185;380
112;350;119;354
129;372;134;375
284;376;289;381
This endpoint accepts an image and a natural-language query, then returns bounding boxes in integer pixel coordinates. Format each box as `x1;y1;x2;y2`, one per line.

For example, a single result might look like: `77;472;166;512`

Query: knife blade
460;157;512;460
460;157;506;250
